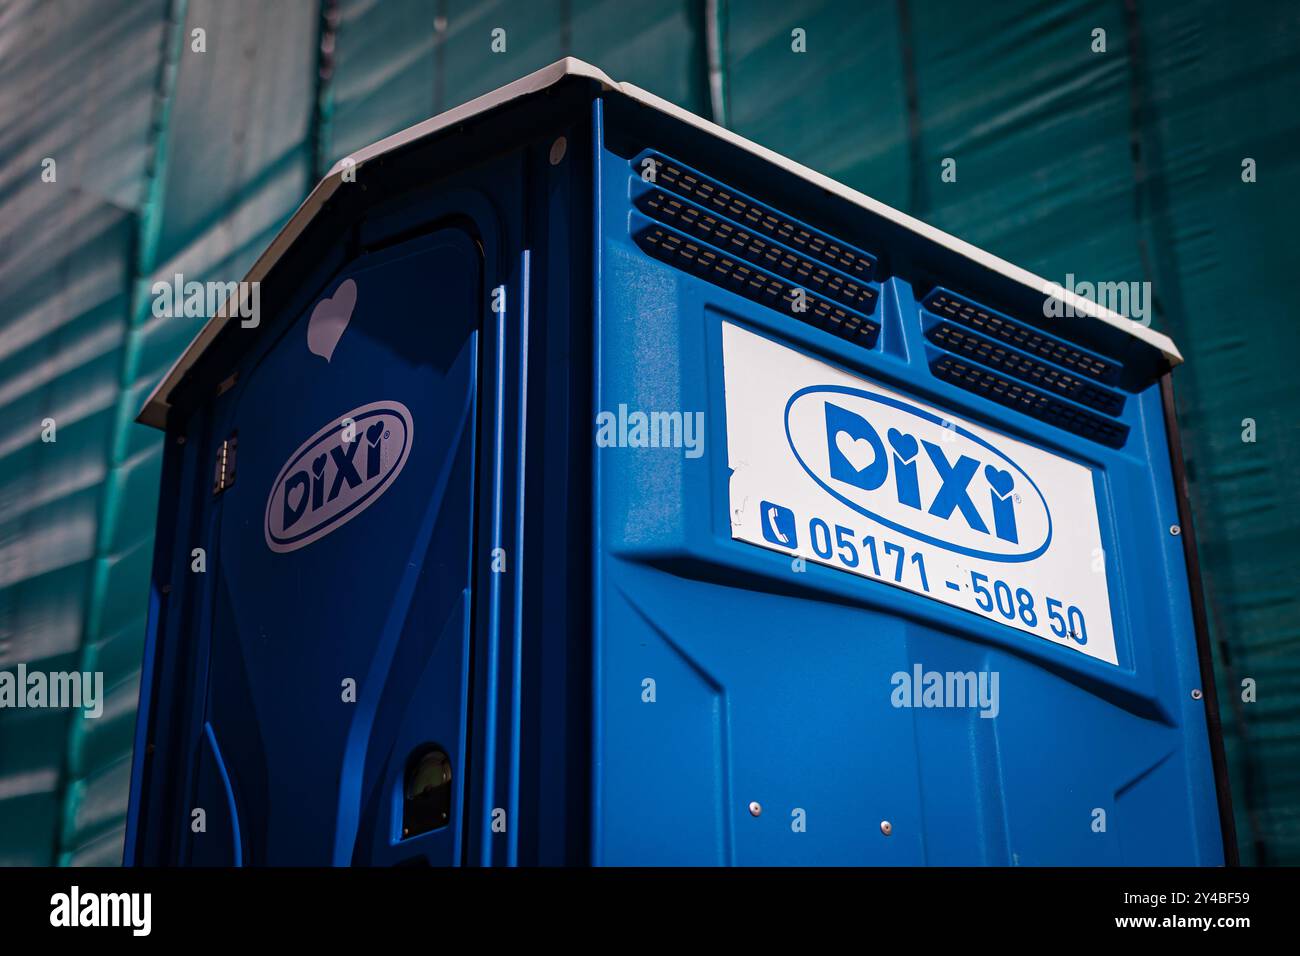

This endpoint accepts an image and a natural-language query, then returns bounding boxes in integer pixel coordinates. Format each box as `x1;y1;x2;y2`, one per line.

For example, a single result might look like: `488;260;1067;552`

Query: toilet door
188;227;482;866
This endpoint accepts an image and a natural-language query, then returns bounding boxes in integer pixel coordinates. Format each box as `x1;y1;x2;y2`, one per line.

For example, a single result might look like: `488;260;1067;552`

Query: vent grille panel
931;356;1130;448
637;190;877;312
645;154;877;281
635;221;880;349
927;324;1125;416
627;157;1132;449
925;291;1118;384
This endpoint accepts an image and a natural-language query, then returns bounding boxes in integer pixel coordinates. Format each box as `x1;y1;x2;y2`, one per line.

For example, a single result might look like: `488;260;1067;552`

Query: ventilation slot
931;356;1129;448
645;154;877;281
927;324;1126;416
637;190;877;313
924;291;1118;384
636;223;880;349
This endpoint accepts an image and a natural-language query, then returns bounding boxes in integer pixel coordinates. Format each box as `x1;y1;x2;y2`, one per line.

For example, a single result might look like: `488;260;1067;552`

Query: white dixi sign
722;322;1118;665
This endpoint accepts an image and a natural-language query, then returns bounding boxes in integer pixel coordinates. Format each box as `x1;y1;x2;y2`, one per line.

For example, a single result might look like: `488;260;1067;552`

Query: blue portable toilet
127;59;1234;866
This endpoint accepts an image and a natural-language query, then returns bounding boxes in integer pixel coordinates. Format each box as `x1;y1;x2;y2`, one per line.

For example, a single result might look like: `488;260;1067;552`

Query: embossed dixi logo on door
264;401;413;553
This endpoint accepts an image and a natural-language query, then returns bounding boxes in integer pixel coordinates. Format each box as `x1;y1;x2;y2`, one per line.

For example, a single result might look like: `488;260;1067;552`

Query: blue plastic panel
592;112;1223;865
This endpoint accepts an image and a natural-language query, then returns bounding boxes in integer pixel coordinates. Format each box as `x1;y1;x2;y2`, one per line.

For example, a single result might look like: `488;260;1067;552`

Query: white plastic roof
138;57;1182;429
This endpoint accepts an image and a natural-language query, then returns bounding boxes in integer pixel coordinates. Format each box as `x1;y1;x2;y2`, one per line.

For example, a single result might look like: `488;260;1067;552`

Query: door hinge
213;432;238;496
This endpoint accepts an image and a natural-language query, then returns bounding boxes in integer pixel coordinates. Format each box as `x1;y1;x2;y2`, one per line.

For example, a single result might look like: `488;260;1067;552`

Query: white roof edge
138;57;1181;430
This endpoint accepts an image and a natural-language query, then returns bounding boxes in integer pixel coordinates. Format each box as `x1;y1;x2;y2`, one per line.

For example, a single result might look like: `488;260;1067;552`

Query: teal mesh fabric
0;0;1293;865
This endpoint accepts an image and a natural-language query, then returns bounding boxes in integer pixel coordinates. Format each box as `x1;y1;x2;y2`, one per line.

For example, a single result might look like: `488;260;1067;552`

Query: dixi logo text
264;401;413;553
784;386;1052;562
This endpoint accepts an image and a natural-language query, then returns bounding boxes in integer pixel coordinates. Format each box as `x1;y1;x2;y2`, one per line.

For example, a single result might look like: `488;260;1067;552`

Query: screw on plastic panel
880;820;893;836
1170;525;1181;536
1191;689;1203;700
161;584;171;595
748;801;762;817
176;435;185;445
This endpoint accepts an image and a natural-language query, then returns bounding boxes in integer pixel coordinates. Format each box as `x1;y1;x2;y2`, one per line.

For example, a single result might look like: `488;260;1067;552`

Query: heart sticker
985;465;1015;499
307;278;357;362
366;420;385;445
835;430;877;472
887;428;919;463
